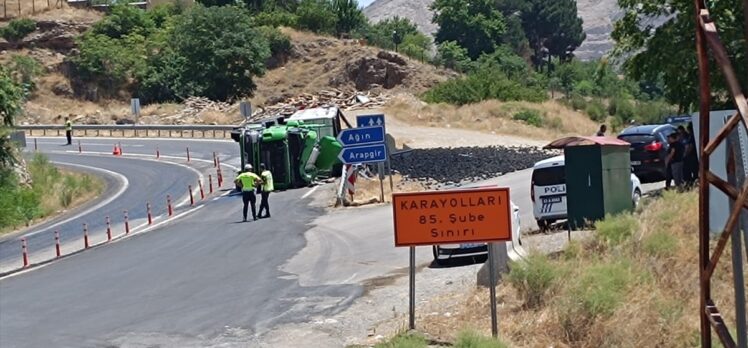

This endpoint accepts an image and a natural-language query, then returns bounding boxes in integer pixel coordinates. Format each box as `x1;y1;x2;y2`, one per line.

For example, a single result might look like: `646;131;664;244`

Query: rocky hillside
363;0;623;60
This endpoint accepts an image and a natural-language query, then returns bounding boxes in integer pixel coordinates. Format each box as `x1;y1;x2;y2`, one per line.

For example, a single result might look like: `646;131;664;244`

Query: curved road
1;135;649;347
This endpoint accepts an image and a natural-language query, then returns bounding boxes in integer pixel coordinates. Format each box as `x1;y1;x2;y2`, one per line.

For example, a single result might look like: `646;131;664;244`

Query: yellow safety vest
65;120;72;131
261;170;274;192
236;172;260;192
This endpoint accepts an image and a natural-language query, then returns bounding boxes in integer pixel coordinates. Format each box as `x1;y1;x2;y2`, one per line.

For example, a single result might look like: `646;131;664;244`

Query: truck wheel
633;188;641;208
537;219;548;232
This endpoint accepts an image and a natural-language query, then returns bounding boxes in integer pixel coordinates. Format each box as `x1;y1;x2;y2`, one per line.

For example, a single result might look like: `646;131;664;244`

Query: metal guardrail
15;124;238;139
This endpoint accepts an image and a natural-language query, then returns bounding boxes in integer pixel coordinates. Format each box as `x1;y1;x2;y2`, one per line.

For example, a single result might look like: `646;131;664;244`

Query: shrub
454;330;509;348
0;18;36;42
569;93;587;111
436;41;473;73
253;10;298;27
573;80;595;96
10;55;43;95
585;99;606;121
424;70;547;105
256;25;292;61
374;332;427;348
559;260;633;340
508;254;558;309
296;0;336;34
91;5;155;39
513;109;544;127
595;213;638;246
643;231;677;257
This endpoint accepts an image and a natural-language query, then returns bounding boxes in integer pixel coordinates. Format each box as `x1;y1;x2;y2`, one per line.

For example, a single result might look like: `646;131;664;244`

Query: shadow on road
428;255;487;269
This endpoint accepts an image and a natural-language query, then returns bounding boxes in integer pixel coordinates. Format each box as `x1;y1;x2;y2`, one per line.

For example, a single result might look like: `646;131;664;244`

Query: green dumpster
545;136;633;230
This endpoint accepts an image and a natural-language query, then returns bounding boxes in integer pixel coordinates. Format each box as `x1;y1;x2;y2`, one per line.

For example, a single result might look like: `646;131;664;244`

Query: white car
531;155;642;230
432;200;522;265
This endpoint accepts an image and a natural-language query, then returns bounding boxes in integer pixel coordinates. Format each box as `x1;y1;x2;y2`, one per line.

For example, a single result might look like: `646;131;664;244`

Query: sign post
130;98;141;122
392;188;512;335
338;123;388;202
357;114;392;199
240;101;252;121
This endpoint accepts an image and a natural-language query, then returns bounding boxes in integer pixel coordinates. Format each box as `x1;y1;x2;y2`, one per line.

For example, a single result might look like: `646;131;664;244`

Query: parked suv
618;124;677;182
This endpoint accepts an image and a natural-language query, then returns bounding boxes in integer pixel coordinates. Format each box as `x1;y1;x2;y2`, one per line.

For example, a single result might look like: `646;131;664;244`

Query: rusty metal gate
695;0;748;346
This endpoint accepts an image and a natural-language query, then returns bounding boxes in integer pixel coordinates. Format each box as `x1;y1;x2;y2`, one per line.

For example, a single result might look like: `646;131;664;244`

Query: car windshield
532;166;565;186
619;134;656;144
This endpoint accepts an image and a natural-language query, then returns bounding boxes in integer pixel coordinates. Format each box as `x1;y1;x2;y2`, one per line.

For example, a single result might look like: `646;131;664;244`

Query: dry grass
330;173;426;207
0;1;101;23
384;94;599;142
417;190;744;347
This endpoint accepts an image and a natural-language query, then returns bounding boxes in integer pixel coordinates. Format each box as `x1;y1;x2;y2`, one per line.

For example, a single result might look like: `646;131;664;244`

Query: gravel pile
390;146;555;186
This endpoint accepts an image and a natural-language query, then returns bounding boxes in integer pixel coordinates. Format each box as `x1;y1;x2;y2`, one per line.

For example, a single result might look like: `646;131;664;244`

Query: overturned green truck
230;107;346;190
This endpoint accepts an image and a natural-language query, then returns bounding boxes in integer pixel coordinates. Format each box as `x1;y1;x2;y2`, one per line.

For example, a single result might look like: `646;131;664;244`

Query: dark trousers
242;191;257;221
66;130;72;145
665;163;672;188
258;191;270;217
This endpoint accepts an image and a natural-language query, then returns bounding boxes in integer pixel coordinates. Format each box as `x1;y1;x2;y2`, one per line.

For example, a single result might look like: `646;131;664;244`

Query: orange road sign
392;187;512;247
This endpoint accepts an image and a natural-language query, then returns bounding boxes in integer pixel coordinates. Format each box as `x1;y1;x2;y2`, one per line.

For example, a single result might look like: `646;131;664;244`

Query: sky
358;0;376;8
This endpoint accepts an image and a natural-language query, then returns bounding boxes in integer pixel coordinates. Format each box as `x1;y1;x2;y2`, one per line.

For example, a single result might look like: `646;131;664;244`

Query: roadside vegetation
0;154;104;233
418;190;741;347
1;64;103;234
369;330;509;348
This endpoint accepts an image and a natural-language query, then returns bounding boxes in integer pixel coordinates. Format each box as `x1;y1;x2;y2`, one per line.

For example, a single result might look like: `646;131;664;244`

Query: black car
618;124;677;182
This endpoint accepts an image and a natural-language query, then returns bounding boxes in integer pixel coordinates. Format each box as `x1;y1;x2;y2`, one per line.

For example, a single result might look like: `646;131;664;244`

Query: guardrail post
199;180;205;200
147;202;153;225
209;175;213;194
189;185;195;206
186;147;191;162
167;195;173;216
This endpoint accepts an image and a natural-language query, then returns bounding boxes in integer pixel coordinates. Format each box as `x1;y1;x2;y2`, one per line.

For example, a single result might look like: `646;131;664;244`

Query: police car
432;200;522;265
531;155;642;231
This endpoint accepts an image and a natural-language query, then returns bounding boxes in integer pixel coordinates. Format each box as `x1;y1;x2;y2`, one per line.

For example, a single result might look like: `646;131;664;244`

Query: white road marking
2;163;129;241
301;186;319;199
35;141;144;147
0;205;206;281
56;150;208;208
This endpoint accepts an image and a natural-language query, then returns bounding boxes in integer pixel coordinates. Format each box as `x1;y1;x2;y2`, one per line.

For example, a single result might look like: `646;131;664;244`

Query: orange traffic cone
113;144;121;156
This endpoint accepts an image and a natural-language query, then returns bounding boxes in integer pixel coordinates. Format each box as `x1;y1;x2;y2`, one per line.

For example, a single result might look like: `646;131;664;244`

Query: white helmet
244;164;252;171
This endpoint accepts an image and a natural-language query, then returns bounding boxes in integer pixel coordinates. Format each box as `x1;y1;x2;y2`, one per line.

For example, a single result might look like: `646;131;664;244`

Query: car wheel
432;246;447;266
633;188;641;208
537;219;548;232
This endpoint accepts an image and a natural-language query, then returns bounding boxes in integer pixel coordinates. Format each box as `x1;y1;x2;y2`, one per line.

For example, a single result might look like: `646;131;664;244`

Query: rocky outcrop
336;50;410;90
1;20;91;52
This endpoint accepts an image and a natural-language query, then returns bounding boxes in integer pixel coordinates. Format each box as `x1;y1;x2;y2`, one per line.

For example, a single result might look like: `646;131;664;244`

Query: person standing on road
257;163;274;219
235;164;262;222
64;116;73;145
596;124;607;136
684;123;699;186
666;133;685;189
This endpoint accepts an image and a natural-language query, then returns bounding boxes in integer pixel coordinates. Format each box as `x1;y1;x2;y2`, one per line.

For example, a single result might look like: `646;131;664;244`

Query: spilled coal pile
390;146;555;186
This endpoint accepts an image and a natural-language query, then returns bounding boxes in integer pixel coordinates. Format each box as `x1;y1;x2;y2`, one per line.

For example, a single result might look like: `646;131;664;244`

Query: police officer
258;163;274;219
64;116;73;145
234;164;262;222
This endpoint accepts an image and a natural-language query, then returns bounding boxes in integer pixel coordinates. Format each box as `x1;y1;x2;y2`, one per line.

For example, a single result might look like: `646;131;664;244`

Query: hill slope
363;0;622;60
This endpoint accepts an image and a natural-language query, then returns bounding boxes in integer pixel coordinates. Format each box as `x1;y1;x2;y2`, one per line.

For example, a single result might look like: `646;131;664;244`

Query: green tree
141;5;270;101
364;16;420;50
431;0;506;59
521;0;585;70
0;67;24;127
476;46;529;79
296;0;336;34
332;0;366;37
91;5;155;39
436;41;472;72
613;0;747;111
400;33;432;60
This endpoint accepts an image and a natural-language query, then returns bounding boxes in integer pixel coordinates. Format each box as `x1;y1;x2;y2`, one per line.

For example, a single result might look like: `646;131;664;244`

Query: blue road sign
357;114;386;128
337;126;385;147
338;143;388;164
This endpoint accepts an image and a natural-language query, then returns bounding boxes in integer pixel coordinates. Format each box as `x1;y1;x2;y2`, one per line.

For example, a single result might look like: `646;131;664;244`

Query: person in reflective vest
234;164;262;222
258;163;274;219
64;116;73;145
